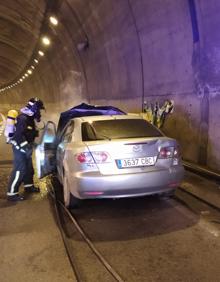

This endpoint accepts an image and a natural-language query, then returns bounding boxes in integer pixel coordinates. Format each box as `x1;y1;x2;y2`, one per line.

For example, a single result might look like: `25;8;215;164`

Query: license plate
117;157;155;168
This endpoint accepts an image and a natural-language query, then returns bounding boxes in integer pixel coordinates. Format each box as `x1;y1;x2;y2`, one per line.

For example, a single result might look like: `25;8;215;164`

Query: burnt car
35;103;184;208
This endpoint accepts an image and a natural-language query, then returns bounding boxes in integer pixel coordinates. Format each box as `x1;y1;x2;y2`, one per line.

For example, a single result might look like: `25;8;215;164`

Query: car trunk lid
85;137;176;175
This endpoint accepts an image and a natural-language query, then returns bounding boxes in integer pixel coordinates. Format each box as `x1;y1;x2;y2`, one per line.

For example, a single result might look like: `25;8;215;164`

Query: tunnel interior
1;0;220;172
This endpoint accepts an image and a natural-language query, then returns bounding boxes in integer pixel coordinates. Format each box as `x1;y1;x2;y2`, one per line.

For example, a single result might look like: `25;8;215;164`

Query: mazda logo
133;145;142;152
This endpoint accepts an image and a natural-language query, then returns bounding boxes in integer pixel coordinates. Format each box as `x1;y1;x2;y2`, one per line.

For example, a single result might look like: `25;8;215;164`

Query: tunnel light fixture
38;50;44;56
42;36;51;46
49;16;58;26
2;17;58;94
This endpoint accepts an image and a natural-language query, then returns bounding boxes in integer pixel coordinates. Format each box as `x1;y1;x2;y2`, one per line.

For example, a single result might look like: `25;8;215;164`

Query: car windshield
81;119;163;141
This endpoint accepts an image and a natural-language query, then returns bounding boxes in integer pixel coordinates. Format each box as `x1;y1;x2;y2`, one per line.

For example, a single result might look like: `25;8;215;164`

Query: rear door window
81;119;163;141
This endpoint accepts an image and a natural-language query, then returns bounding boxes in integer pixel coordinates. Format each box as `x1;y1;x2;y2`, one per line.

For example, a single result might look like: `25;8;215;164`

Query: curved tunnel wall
1;0;220;171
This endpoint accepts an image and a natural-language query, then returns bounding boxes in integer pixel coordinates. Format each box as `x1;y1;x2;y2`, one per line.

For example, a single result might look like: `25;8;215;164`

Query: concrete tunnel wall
1;0;220;172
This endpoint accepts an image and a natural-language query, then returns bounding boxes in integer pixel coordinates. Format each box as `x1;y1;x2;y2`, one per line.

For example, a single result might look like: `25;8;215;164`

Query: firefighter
7;98;45;201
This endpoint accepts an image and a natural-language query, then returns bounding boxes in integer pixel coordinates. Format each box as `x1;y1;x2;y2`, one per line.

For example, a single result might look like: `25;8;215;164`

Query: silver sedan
36;115;184;208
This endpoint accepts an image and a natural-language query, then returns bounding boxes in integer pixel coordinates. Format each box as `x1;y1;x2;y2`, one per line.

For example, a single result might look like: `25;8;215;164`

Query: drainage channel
177;162;220;213
183;161;220;182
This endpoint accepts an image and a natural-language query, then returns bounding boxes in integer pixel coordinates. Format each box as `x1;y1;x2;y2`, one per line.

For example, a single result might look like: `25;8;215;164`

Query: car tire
69;193;81;209
159;190;175;199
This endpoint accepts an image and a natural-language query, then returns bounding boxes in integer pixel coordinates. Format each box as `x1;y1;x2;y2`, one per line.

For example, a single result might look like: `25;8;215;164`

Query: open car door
35;121;57;179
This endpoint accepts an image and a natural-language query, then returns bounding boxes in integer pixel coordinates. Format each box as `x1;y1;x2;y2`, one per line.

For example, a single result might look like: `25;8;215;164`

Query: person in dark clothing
7;97;45;201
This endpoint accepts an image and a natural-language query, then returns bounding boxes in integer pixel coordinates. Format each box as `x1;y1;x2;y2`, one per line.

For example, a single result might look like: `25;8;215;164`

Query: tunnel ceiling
0;0;46;87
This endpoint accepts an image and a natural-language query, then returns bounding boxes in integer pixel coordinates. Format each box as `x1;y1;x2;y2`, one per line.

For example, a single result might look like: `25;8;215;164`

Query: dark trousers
7;146;34;196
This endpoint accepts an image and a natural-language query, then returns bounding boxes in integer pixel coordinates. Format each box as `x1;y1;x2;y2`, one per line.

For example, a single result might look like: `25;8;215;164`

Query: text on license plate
117;157;155;168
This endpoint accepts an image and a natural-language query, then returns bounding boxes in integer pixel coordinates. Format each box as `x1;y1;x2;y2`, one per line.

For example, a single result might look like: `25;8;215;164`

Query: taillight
76;152;94;163
158;146;181;160
76;151;110;164
93;151;109;163
158;147;174;159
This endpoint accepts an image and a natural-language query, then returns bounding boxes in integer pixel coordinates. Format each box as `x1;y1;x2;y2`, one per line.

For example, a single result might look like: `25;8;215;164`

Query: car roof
75;114;145;122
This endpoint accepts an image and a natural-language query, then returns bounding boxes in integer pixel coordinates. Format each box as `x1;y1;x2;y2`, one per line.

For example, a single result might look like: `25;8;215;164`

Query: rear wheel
69;193;81;209
159;190;175;199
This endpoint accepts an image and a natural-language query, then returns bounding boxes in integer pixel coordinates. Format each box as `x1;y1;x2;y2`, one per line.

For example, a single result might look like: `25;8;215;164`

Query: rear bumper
70;166;184;199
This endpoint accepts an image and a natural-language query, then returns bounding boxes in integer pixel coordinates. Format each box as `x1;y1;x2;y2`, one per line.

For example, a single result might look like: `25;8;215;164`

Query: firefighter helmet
27;97;45;122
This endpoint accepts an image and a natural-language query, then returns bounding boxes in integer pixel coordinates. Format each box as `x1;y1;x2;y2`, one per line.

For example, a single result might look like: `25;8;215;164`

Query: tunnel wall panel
80;0;142;104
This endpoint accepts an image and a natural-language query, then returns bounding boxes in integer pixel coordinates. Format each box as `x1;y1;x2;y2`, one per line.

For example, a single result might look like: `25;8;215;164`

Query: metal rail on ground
48;190;81;282
48;186;125;282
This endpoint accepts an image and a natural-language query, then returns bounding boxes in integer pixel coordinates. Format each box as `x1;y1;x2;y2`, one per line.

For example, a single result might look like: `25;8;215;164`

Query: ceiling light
38;50;44;56
25;73;28;77
42;36;51;46
31;65;35;69
27;69;32;74
34;59;39;64
49;16;58;26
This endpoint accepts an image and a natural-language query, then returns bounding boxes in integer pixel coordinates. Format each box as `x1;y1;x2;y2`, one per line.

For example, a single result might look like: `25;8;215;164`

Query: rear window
81;119;163;141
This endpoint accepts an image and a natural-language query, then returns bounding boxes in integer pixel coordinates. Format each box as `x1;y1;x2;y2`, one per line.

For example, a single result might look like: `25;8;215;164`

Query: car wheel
69;193;81;209
159;190;175;199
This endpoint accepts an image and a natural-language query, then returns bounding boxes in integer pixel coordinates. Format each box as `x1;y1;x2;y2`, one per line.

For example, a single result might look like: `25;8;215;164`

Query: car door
35;121;57;179
56;120;75;180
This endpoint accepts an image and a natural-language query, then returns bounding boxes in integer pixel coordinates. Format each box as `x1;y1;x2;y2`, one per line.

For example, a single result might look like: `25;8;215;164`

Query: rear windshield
81;119;163;141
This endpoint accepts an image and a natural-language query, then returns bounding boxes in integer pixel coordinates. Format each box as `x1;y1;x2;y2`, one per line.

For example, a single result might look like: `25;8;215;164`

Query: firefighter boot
7;194;25;201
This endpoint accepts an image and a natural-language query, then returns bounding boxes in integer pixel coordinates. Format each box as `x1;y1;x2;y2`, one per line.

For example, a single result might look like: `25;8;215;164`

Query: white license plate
117;157;155;168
